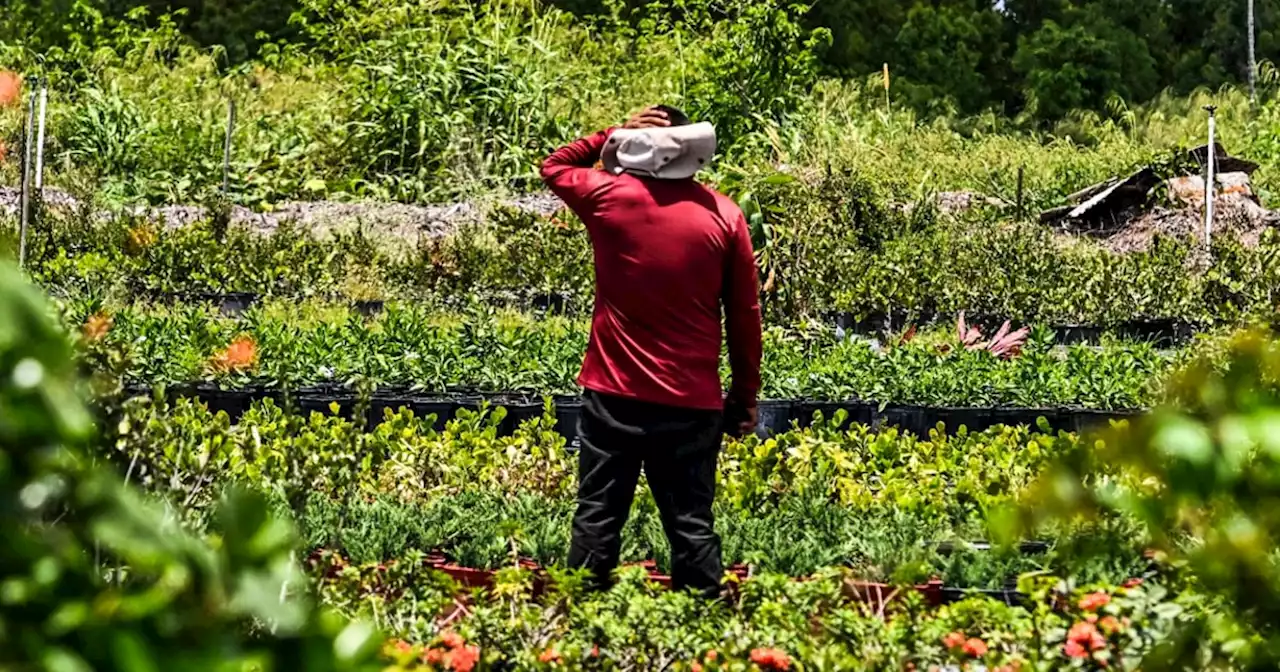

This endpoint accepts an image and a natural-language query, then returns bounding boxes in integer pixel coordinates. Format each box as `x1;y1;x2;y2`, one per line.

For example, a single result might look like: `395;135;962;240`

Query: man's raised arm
540;128;617;214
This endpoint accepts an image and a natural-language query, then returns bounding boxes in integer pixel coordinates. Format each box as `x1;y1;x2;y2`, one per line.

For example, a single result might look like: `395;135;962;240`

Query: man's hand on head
623;106;672;130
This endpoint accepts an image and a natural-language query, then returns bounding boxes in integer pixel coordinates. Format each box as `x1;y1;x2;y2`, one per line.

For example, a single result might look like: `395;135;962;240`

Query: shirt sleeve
540;128;618;213
724;210;763;404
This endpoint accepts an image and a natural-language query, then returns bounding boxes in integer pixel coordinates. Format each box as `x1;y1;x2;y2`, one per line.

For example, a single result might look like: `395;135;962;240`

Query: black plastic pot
792;401;875;429
754;400;795;437
367;395;414;428
352;300;385;318
179;292;260;317
939;587;1028;607
407;397;462;431
531;293;573;313
491;395;547;436
927;540;1051;555
295;393;358;421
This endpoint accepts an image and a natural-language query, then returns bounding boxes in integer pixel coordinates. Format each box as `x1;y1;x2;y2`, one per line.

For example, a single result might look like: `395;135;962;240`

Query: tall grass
1;0;1278;207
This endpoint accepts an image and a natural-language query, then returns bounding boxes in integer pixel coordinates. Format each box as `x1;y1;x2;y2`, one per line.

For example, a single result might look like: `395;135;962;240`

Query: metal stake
1204;105;1218;246
222;99;236;197
1248;0;1257;104
18;80;36;269
34;79;48;189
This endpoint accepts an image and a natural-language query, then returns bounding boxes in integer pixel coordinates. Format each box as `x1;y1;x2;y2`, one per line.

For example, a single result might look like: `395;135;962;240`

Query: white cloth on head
601;122;716;180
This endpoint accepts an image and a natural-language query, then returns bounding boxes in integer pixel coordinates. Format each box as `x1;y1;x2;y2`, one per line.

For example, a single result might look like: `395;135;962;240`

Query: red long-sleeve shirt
541;128;762;410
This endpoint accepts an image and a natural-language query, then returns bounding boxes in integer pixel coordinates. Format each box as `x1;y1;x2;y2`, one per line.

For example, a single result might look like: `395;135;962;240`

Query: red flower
1123;578;1144;589
423;648;445;665
447;645;480;672
750;648;791;671
942;631;966;649
590;645;600;658
962;638;988;658
1064;641;1088;659
692;663;704;672
539;647;561;664
1078;591;1111;612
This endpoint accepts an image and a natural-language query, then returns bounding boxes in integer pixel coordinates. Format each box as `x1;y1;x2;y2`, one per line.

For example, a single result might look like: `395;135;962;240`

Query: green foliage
1016;330;1280;668
678;0;829;155
0;260;387;670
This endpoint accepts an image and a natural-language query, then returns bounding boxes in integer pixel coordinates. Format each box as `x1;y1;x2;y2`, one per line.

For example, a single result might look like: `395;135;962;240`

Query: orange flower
1068;621;1107;652
388;639;413;653
423;648;445;665
962;638;988;658
1078;591;1111;612
82;312;112;342
1123;578;1144;589
749;648;791;671
0;71;21;107
705;650;718;662
1064;640;1088;658
590;645;600;658
446;645;479;672
441;631;465;650
692;663;703;672
209;335;257;373
1099;616;1122;634
539;647;561;664
942;632;966;649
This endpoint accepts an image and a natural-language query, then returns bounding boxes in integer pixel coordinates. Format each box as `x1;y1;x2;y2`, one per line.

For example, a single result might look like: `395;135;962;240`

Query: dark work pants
567;390;724;597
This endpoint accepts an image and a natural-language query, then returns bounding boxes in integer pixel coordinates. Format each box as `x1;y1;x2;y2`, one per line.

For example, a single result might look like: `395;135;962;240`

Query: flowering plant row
319;555;1199;671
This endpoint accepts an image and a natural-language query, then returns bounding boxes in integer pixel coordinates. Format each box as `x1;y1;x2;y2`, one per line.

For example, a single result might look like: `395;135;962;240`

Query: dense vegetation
9;200;1280;329
3;0;1280;207
6;0;1280;119
7;0;1280;669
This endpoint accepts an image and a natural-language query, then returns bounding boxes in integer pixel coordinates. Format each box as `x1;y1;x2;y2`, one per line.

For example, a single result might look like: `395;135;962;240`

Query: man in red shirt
541;106;762;597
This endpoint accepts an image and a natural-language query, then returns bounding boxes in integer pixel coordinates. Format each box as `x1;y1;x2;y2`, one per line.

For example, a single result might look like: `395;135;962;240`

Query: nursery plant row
136;289;1210;346
14;204;1280;329
76;300;1183;411
109;396;1151;593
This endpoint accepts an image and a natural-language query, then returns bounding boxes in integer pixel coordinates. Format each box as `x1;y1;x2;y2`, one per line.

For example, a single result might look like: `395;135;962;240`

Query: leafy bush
0;259;387;669
1015;330;1280;667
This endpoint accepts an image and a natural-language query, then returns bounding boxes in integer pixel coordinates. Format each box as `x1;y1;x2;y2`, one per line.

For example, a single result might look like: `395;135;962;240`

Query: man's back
541;127;761;411
542;108;763;599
